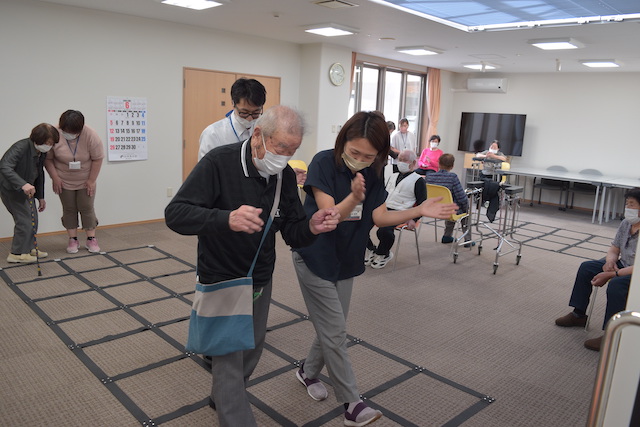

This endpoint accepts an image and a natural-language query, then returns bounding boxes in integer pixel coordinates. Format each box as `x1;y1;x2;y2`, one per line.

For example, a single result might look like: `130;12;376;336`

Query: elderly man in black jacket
165;105;339;427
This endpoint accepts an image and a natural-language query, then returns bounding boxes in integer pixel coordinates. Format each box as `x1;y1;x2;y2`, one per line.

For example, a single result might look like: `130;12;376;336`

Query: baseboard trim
0;218;165;242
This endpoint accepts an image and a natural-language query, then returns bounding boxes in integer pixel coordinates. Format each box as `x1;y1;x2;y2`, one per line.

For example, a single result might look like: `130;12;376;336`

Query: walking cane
28;197;42;277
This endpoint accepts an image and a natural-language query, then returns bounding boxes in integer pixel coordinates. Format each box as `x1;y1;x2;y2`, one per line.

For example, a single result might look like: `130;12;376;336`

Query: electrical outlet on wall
167;187;173;197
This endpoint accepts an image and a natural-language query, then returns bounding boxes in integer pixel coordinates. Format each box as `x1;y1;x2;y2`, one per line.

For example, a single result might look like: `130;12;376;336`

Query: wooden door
182;68;281;180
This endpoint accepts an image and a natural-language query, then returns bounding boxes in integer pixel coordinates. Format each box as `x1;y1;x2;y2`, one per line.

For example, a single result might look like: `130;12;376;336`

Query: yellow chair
288;159;308;198
425;184;469;253
499;161;510;185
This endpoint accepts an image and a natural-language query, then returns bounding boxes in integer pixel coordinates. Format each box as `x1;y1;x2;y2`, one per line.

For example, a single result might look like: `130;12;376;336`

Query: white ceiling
37;0;640;73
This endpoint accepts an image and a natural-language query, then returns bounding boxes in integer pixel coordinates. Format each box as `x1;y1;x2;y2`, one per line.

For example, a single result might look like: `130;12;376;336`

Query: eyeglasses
236;107;263;119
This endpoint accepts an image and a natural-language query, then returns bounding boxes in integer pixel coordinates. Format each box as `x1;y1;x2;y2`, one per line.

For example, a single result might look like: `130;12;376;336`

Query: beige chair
392;220;421;271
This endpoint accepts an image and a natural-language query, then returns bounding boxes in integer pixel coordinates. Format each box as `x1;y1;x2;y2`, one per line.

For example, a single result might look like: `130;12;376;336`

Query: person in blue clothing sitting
424;153;469;243
555;188;639;352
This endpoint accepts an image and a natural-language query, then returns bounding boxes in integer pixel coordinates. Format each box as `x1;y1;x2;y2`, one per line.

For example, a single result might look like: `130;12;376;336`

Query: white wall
298;44;353;166
446;72;640;207
0;0;304;238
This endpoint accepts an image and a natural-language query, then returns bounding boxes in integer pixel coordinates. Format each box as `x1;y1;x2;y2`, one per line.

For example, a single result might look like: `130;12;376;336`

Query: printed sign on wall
107;96;148;161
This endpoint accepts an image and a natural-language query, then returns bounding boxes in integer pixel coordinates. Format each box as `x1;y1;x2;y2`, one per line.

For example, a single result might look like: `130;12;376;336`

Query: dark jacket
0;139;46;199
164;141;316;287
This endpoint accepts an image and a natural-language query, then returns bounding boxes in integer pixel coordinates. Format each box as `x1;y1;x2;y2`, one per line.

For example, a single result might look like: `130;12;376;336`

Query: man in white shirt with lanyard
389;117;417;173
198;78;266;160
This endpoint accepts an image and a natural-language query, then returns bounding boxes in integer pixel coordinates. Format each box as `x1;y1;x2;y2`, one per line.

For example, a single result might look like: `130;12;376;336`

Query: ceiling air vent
313;0;359;9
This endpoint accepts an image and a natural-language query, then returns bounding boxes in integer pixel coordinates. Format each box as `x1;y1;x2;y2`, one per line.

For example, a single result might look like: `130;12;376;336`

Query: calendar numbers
107;96;148;161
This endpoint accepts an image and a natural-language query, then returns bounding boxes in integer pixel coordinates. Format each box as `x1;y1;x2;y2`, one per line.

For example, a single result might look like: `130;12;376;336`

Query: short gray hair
255;105;305;138
398;149;417;163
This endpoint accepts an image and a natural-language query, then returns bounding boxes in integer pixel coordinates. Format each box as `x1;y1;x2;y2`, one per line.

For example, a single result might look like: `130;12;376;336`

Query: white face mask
61;131;78;140
625;207;640;224
430;142;439;149
235;113;257;130
489;148;498;154
35;144;52;153
253;134;292;176
397;162;412;174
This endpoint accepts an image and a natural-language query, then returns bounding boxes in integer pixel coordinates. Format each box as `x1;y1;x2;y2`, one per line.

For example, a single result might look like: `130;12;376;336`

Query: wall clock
329;62;345;86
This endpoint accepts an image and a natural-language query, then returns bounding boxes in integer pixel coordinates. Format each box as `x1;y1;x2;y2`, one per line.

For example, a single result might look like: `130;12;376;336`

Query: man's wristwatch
615;270;620;277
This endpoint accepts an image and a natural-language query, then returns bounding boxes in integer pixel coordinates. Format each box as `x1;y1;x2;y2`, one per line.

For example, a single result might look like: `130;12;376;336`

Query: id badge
346;203;363;221
69;161;81;170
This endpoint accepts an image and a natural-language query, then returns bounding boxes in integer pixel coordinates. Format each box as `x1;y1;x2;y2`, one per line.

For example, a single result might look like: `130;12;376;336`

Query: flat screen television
457;112;527;157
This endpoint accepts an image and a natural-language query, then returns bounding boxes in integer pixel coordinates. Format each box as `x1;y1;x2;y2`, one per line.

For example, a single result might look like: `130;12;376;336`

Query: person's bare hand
22;183;35;197
351;172;366;202
602;260;617;272
51;178;63;195
419;197;458;219
229;205;264;233
293;168;307;186
309;207;340;234
86;180;97;197
591;271;613;287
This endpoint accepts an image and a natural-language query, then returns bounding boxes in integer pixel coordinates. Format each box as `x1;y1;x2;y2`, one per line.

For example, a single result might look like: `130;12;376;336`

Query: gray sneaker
296;365;328;401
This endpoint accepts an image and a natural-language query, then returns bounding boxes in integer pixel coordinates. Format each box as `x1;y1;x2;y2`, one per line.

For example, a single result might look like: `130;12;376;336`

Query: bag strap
248;173;282;277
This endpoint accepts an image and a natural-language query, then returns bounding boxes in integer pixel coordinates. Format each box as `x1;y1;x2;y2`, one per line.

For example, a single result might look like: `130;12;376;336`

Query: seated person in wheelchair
554;188;640;352
365;149;425;269
424;154;470;244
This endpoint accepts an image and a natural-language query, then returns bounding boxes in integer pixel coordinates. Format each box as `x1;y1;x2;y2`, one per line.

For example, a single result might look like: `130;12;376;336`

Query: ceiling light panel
313;0;359;9
528;38;584;50
395;46;442;55
305;23;358;36
579;60;621;68
161;0;223;10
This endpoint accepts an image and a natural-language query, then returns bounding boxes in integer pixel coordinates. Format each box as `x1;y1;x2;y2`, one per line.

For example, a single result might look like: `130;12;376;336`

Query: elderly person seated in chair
554;188;640;352
424;154;470;244
365;149;426;269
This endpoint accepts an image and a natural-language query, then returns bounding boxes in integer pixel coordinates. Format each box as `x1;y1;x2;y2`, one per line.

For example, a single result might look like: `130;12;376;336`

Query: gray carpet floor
0;200;622;426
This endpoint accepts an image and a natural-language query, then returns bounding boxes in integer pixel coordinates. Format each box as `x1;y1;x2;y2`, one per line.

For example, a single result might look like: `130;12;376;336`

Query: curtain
421;68;441;152
349;51;357;93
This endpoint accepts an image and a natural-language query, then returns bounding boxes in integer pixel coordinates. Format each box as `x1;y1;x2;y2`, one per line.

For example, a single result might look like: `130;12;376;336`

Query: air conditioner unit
467;78;508;93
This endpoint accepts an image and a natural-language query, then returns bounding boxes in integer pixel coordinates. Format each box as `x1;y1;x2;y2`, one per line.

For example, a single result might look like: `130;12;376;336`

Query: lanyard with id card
66;137;81;170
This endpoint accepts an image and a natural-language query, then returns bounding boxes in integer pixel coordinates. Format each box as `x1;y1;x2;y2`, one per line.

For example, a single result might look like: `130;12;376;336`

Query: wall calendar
107;96;148;161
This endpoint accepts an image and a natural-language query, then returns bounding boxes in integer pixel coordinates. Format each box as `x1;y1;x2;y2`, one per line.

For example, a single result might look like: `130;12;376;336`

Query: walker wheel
478;245;482;255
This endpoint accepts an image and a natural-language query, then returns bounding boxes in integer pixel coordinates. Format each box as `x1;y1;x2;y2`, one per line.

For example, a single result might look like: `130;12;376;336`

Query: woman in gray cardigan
0;123;59;263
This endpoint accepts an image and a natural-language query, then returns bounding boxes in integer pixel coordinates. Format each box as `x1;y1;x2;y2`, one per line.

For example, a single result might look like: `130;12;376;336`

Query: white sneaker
7;253;37;263
30;249;48;258
370;252;393;269
364;248;375;266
